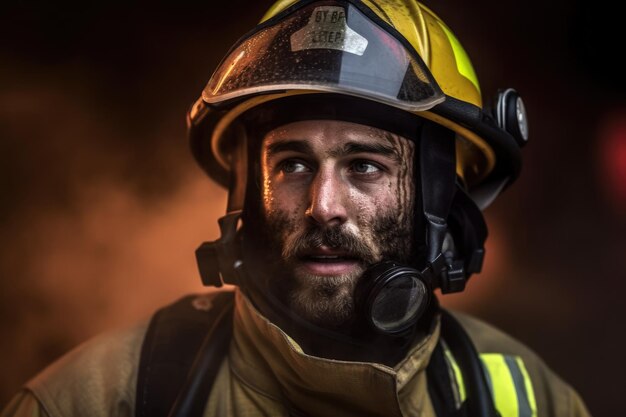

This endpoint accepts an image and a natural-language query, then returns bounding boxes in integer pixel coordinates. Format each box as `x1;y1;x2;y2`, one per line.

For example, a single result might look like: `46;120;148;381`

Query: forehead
262;119;412;152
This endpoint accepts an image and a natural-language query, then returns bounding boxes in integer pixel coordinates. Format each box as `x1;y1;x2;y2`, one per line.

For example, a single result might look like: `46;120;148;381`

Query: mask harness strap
420;122;497;416
419;121;465;292
195;129;247;288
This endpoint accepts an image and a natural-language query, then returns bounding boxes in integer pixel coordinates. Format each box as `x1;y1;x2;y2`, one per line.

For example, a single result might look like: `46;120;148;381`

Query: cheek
350;179;397;218
263;180;307;217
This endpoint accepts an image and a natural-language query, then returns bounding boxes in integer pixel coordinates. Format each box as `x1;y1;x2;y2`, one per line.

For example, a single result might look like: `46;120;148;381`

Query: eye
350;160;382;174
279;159;310;174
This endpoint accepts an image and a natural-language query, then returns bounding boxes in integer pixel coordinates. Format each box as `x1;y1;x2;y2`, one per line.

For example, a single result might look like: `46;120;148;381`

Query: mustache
282;225;376;263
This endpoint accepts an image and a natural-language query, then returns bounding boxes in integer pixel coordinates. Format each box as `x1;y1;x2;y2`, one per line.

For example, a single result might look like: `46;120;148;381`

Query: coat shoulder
19;289;235;417
449;310;592;417
25;319;148;417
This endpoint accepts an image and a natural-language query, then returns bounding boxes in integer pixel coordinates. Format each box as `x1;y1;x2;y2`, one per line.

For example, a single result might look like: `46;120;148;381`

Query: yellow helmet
188;0;528;210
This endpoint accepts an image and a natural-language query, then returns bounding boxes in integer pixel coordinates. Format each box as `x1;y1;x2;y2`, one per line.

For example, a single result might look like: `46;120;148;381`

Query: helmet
189;0;528;293
188;0;528;208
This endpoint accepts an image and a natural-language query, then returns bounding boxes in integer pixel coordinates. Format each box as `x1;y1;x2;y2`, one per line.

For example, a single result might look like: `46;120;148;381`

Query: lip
296;246;361;276
299;259;360;276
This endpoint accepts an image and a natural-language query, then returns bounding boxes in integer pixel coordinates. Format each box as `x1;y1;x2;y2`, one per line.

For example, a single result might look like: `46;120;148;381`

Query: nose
306;168;348;226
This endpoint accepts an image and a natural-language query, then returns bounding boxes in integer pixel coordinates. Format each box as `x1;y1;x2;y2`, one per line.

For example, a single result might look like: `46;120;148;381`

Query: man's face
260;119;415;329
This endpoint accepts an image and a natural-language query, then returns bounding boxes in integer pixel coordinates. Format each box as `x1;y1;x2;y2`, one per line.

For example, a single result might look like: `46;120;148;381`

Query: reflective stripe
482;354;519;416
505;356;532;417
443;346;466;405
443;350;537;417
515;357;538;417
481;354;537;417
481;358;495;399
436;20;480;93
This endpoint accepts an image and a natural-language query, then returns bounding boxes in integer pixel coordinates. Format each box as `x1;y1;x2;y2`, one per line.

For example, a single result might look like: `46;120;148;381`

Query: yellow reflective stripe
504;356;535;417
442;349;537;417
480;354;538;417
481;354;519;417
515;357;538;417
436;21;480;93
443;347;467;403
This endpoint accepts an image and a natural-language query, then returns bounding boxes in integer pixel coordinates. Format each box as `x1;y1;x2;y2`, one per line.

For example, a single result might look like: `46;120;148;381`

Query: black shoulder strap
437;309;500;417
135;291;235;417
427;308;505;417
427;341;468;417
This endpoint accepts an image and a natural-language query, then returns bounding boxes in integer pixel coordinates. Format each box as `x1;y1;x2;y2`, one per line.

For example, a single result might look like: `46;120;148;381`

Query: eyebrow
329;141;400;161
265;139;400;161
265;140;314;158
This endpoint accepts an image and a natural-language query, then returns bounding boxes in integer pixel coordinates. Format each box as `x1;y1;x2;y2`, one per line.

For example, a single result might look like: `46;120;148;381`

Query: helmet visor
202;0;444;112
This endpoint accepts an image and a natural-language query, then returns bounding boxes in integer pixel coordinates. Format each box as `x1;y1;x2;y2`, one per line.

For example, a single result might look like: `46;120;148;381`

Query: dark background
1;0;624;415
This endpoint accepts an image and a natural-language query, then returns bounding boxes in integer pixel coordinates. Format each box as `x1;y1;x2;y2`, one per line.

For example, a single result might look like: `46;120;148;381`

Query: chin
288;270;360;327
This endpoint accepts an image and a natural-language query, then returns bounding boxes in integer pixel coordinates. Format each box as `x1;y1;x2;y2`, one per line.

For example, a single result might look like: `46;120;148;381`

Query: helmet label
291;6;368;56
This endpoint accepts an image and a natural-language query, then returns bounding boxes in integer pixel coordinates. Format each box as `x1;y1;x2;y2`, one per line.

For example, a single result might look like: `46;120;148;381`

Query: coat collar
229;289;440;416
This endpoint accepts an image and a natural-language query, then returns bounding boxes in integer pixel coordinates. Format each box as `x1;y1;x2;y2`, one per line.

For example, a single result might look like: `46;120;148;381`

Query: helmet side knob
496;88;529;147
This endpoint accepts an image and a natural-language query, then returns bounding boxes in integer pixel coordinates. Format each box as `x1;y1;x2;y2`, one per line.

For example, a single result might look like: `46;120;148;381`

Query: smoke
0;74;227;401
15;176;224;326
0;173;227;397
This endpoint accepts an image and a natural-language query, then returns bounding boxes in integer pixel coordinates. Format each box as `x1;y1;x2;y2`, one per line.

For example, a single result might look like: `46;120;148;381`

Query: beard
260;210;414;330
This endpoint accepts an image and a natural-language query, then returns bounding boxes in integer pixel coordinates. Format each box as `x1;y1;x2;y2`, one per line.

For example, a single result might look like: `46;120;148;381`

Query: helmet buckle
195;211;244;287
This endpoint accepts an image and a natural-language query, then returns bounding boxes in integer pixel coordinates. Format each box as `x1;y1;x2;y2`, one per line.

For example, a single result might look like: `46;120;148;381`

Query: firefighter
2;1;590;416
